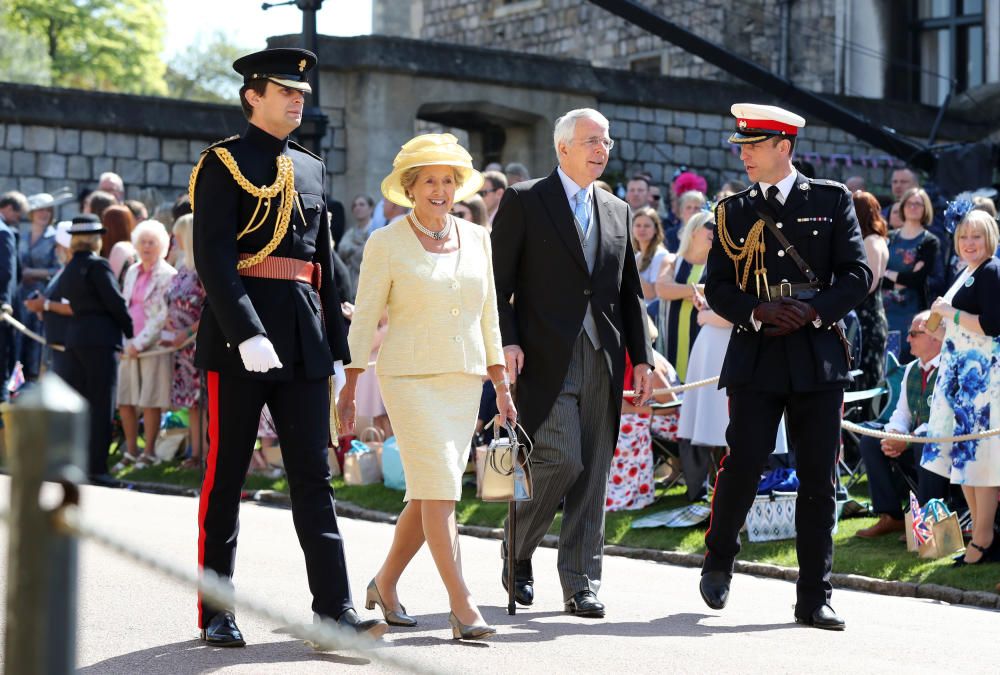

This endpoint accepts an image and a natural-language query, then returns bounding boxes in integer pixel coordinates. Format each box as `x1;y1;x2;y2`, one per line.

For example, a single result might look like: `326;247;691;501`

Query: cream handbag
480;419;533;503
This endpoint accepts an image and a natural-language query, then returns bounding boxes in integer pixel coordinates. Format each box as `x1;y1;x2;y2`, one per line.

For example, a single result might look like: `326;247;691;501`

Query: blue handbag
381;436;406;491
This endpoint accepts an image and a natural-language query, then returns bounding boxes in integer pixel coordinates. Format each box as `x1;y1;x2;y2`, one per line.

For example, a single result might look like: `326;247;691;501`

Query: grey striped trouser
506;332;617;599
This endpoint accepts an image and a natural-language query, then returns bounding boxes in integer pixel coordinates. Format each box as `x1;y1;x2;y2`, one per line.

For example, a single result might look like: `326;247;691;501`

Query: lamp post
262;0;329;156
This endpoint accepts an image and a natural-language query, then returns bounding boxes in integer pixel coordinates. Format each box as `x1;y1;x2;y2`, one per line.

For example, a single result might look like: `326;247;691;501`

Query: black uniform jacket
61;251;133;348
491;169;653;435
192;124;350;380
705;173;871;393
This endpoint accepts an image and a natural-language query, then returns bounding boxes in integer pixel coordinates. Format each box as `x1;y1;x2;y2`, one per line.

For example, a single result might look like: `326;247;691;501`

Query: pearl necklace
408;213;452;241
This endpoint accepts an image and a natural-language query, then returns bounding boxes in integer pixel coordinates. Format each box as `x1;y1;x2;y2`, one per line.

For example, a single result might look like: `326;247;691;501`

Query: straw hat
380;134;484;208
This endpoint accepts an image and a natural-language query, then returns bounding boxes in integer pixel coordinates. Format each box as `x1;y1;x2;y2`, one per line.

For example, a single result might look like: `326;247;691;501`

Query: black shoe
564;590;605;618
200;611;246;647
794;603;846;631
501;558;534;606
699;571;731;610
336;608;389;640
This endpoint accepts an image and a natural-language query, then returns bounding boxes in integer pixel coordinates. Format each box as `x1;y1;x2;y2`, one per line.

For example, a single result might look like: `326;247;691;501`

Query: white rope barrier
623;375;720;398
0;308;194;359
841;419;1000;444
0;310;64;351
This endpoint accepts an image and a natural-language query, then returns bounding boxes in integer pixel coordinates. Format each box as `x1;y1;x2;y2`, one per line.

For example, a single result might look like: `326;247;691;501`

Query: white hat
729;103;806;144
54;221;73;249
26;188;74;212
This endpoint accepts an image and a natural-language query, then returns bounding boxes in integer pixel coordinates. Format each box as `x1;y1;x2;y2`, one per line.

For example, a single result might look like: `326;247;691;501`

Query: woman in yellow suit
337;134;517;640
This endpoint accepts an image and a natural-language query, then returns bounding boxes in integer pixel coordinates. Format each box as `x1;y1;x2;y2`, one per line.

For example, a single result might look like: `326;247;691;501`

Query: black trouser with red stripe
198;371;353;627
702;387;843;613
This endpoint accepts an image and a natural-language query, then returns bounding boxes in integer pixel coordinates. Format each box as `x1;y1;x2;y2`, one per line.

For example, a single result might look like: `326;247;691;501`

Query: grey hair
552;108;610;155
131;218;171;259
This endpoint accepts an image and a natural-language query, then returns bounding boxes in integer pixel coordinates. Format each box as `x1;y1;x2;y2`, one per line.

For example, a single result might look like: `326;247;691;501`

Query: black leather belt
766;282;820;299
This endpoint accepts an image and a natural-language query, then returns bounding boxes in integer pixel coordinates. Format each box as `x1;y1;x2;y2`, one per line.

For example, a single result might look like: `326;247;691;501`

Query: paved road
1;479;998;674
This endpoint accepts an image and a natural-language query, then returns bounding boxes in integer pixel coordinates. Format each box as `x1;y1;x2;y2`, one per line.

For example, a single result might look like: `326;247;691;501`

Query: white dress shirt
885;353;941;436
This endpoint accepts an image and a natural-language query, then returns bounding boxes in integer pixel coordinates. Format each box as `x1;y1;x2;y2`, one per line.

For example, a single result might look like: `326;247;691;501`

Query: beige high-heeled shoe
365;579;417;627
448;612;496;640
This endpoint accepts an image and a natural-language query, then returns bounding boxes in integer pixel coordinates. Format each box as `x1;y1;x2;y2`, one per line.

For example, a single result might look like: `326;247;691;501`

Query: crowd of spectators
1;137;998;570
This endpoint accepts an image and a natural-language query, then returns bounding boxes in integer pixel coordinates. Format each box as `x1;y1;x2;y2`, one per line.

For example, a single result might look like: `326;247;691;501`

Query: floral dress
606;413;655;512
922;259;1000;486
164;266;205;408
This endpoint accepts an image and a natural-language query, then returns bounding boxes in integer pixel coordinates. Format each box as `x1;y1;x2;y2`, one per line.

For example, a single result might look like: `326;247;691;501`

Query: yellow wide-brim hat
381;133;484;208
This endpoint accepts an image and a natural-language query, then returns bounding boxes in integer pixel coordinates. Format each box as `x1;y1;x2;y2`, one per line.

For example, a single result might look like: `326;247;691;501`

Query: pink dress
164;267;206;408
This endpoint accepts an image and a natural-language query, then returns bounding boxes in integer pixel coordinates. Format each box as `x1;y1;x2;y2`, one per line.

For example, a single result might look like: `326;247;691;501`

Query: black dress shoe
336;608;389;640
200;611;246;647
564;590;605;618
501;559;534;606
699;571;731;610
794;603;846;631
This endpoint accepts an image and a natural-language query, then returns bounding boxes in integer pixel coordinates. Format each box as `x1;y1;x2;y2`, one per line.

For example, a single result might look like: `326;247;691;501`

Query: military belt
237;254;321;290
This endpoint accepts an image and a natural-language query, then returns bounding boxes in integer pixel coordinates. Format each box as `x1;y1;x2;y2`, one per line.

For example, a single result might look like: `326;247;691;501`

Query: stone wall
600;103;902;195
383;0;844;94
0;83;347;215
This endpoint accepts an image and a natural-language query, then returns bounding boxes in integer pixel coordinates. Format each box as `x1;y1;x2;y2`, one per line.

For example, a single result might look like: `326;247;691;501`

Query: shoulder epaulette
199;135;240;155
288;139;323;163
808;178;850;193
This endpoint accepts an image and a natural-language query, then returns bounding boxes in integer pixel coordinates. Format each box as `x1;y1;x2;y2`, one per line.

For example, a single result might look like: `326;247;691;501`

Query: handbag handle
360;426;384;444
487;416;533;458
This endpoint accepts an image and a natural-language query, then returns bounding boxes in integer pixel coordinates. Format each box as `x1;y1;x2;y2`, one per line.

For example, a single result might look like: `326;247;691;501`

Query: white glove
238;335;283;373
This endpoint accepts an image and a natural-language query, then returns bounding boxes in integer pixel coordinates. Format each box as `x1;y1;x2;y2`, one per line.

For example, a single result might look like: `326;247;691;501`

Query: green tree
165;31;249;103
0;0;167;95
0;24;53;86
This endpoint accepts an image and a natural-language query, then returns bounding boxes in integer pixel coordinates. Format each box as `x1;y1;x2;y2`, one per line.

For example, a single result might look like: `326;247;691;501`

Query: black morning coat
192;123;350;380
705;172;872;393
491;169;654;436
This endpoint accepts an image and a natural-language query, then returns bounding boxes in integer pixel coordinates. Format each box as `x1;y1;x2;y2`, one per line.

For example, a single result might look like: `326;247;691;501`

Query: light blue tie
574;188;591;237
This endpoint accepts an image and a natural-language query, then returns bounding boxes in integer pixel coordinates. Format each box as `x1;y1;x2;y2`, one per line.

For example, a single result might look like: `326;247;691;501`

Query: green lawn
114;462;1000;594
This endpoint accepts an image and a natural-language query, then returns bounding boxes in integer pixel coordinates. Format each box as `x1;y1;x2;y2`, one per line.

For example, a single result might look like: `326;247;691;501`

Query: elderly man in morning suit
491;108;654;618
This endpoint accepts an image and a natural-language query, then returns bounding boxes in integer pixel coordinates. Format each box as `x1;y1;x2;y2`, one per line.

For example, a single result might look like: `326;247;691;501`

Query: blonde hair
70;233;102;253
172;214;196;273
677;210;714;260
900;187;933;226
954;210;999;259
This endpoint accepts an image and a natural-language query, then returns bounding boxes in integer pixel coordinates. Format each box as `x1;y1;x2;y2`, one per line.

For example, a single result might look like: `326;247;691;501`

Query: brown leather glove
780;297;818;325
753;301;803;335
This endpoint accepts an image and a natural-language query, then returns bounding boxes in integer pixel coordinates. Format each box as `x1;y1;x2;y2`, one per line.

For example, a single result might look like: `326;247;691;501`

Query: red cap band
736;118;798;135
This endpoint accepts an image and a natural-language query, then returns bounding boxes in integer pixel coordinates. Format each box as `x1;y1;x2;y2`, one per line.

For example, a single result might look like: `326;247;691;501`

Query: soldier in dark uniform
190;48;386;647
699;104;871;630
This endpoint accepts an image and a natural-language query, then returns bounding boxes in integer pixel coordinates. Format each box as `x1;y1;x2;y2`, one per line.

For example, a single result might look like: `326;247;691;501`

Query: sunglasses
907;330;926;337
650;195;661;201
478;188;496;197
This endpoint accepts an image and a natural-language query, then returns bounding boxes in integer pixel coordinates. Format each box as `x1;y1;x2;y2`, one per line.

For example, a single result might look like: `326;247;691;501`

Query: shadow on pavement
481;610;797;641
78;637;371;673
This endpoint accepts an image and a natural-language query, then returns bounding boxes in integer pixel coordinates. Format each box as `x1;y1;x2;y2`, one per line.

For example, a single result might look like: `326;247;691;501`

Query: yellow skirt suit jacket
346;217;504;500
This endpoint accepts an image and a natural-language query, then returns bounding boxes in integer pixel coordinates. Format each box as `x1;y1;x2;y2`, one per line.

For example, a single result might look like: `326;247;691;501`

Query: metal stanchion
3;374;88;674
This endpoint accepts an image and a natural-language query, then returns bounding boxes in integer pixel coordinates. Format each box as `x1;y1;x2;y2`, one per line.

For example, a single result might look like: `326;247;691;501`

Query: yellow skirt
378;372;483;501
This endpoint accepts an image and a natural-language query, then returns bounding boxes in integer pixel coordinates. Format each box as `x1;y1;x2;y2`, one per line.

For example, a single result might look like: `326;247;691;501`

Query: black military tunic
703;171;871;613
191;122;354;628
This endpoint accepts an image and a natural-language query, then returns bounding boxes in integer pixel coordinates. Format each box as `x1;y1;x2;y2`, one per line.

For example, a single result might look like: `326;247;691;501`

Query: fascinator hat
381;133;484;208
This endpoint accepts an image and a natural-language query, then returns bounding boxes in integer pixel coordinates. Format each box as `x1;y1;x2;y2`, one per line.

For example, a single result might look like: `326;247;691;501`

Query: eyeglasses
576;136;615;151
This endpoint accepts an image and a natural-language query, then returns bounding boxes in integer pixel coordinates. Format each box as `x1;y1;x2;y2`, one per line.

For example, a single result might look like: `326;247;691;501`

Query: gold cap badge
298;59;307;72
